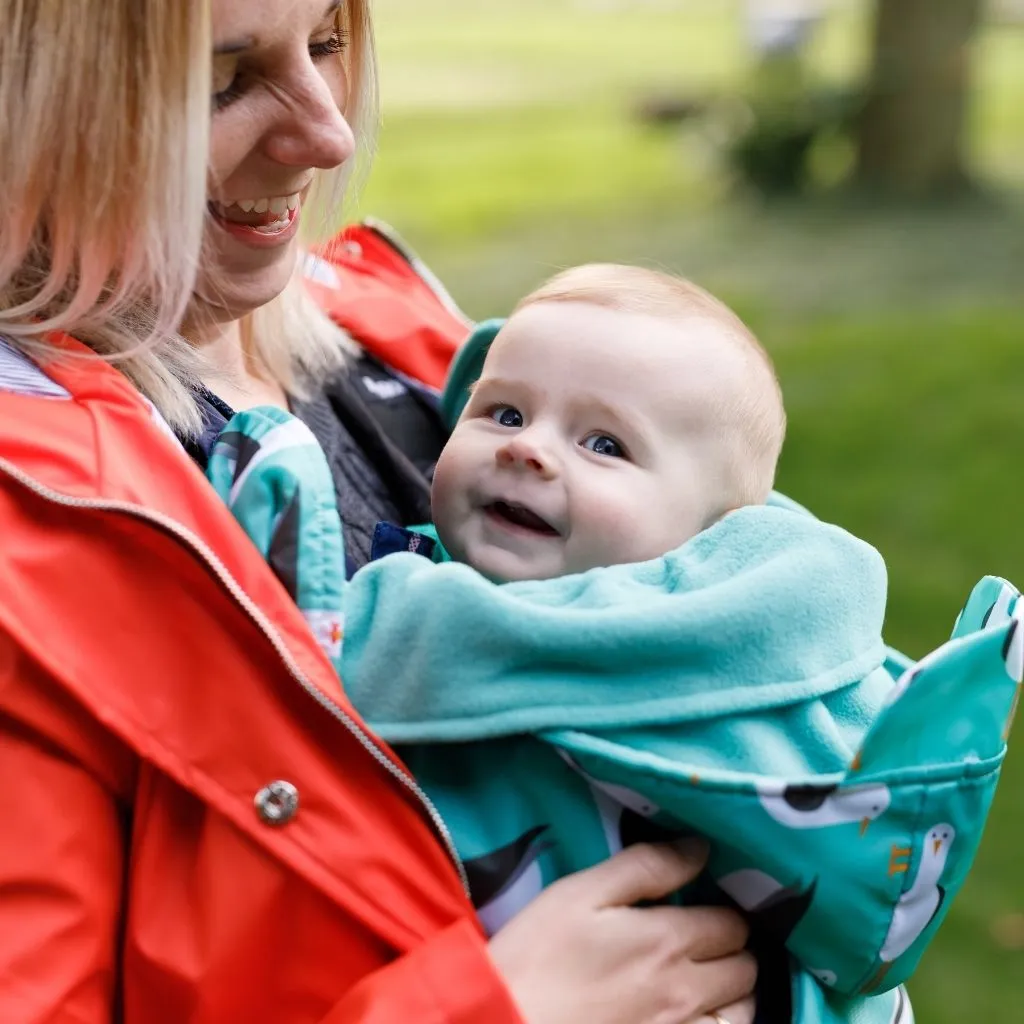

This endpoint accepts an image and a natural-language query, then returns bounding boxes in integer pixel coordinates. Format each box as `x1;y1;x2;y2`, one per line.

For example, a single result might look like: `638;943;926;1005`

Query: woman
0;1;758;1022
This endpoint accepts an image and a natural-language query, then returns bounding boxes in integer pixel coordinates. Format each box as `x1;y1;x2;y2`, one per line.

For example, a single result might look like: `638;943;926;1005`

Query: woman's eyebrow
214;38;255;56
214;1;341;55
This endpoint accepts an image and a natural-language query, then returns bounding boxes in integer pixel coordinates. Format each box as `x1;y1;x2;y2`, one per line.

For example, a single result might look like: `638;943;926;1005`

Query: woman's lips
206;182;312;245
209;189;303;222
207;200;300;247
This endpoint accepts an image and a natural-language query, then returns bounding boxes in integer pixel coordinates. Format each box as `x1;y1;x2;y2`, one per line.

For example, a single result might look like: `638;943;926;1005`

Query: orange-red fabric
0;333;522;1024
305;223;471;390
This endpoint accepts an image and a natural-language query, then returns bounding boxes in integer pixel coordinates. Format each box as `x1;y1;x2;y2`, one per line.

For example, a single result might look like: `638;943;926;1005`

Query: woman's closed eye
489;405;524;428
212;27;348;113
581;433;627;459
212;51;246;111
309;25;347;60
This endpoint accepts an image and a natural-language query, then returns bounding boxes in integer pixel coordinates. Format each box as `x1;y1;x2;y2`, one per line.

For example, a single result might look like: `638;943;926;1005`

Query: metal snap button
254;780;299;826
341;240;363;259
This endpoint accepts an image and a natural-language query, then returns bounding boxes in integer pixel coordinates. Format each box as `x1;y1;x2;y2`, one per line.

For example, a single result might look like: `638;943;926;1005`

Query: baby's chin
460;541;567;585
435;517;560;583
470;546;639;584
470;551;562;584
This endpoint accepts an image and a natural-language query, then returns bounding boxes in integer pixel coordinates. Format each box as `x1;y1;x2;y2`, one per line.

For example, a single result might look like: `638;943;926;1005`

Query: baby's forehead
489;302;750;384
480;310;749;433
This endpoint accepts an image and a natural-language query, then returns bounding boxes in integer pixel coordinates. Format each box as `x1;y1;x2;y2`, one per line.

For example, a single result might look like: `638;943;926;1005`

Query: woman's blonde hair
0;0;212;431
0;0;378;434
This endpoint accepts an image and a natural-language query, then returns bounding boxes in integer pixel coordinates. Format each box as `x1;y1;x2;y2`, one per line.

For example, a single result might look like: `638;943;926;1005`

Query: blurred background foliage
355;1;1024;1018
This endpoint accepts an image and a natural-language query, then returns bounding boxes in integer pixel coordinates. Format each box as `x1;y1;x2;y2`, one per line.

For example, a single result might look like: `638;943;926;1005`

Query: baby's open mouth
484;501;560;537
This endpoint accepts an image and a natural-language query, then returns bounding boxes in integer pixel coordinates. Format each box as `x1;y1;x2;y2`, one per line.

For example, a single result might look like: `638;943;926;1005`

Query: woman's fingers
641;903;750;961
489;842;758;1024
689;994;757;1024
556;840;710;908
679;952;759;1020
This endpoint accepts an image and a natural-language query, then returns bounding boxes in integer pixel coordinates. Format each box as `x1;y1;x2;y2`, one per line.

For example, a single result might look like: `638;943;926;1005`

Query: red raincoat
0;225;523;1023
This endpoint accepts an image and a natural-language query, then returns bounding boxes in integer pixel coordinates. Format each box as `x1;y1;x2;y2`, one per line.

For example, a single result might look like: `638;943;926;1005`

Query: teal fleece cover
206;405;1022;1024
339;503;890;750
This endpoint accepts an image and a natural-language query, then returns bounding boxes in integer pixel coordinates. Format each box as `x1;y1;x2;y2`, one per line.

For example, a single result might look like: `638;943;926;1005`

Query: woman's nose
263;70;356;170
496;436;557;480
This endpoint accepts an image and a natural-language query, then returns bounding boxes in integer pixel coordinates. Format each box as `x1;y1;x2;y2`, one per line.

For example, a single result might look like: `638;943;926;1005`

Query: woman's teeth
224;194;300;214
210;192;301;231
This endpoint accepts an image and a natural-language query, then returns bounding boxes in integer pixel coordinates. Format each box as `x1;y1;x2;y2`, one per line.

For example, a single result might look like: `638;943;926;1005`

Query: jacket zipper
0;456;471;896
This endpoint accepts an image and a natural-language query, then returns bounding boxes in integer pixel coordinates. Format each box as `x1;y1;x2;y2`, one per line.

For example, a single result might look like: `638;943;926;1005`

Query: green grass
359;2;1024;1018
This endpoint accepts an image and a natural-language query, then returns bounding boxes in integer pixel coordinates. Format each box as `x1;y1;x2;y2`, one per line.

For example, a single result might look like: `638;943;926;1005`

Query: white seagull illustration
716;868;817;944
757;781;891;834
556;749;664;854
879;822;955;963
983;582;1017;630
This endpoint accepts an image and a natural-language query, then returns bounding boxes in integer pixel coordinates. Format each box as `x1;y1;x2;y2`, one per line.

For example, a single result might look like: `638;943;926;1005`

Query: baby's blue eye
582;434;625;458
491;405;524;428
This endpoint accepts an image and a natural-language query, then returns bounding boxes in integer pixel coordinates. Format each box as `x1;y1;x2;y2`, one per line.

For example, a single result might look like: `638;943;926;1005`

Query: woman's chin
190;253;298;325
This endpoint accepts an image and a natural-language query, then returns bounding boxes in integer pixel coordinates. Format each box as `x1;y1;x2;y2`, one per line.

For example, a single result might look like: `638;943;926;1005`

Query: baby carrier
211;221;1021;1024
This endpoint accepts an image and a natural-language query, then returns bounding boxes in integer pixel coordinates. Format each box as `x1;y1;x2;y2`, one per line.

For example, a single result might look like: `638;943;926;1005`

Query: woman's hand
488;840;758;1024
690;995;756;1024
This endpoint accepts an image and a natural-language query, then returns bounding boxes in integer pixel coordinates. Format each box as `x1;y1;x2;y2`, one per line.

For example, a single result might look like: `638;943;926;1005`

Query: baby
430;263;786;583
207;265;1019;1024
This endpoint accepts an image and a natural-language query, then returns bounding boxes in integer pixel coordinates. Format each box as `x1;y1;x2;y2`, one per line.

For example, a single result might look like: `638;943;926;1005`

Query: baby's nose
496;437;556;480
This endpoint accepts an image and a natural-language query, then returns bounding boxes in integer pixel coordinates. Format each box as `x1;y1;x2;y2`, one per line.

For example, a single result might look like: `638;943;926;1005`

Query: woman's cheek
207;118;248;194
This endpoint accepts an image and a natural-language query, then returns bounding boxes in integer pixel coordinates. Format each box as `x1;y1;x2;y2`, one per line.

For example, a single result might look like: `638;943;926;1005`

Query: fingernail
673;836;709;858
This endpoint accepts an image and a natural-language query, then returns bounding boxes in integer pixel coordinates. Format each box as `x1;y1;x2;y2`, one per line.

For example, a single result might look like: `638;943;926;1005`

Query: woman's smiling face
194;0;356;328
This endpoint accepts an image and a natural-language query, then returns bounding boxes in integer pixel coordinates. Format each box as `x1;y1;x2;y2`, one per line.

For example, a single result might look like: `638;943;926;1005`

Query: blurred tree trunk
856;0;984;196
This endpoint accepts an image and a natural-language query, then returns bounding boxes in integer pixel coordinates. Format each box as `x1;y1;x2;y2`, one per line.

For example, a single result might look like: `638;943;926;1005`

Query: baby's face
431;300;739;582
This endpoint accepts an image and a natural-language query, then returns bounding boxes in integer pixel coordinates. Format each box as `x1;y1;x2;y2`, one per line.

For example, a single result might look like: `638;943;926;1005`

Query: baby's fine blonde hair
516;264;786;510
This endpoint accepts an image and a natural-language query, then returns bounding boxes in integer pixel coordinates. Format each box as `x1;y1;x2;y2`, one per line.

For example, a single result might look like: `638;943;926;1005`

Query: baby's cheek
430;449;469;557
572;479;702;569
570;491;658;568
